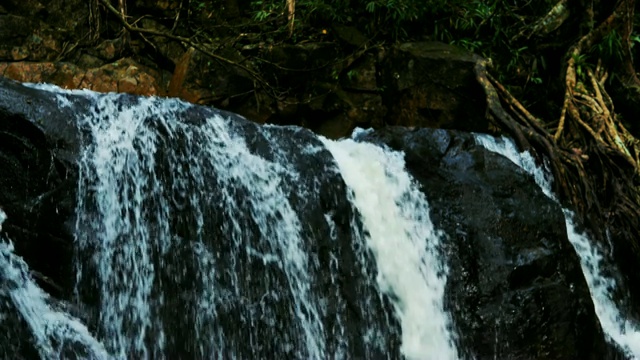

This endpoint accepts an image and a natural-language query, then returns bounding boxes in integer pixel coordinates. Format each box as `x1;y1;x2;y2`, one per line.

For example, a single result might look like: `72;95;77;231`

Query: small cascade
321;137;459;360
475;134;640;358
7;79;638;359
73;93;329;358
3;82;460;358
0;209;109;359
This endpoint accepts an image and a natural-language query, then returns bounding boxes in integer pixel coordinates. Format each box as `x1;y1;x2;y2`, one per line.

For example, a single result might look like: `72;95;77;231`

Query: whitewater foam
0;212;108;359
322;137;458;360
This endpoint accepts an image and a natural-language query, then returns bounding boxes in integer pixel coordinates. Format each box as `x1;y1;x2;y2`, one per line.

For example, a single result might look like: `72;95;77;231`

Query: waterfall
7;86;462;359
475;134;640;358
7;80;638;358
321;137;458;360
0;208;109;359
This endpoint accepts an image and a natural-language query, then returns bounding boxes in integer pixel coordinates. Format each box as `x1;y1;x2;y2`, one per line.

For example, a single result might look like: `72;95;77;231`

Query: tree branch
97;0;281;99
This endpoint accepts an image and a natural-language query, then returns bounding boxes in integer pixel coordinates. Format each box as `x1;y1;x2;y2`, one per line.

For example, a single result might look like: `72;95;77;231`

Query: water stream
476;134;640;359
0;209;109;359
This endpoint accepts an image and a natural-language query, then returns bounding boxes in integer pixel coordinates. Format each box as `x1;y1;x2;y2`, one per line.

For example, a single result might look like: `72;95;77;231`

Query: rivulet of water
0;208;109;359
322;138;459;360
476;134;640;359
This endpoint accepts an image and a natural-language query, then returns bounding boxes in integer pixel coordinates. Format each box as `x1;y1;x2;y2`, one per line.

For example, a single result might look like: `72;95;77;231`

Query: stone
380;42;489;132
118;76;138;94
10;47;29;61
80;67;118;93
360;127;622;359
0;76;86;299
4;62;56;83
332;24;369;48
77;53;105;69
0;15;35;41
92;39;123;61
341;52;378;91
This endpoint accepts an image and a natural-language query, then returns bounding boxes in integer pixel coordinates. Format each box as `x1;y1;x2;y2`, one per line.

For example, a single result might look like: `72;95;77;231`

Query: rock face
0;78;86;297
0;78;622;358
0;59;163;96
360;127;623;359
380;42;488;132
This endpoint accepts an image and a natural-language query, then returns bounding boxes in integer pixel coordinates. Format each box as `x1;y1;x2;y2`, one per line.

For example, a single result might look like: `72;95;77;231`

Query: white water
5;80;639;358
322;137;458;360
0;208;5;232
73;93;326;358
0;209;109;359
476;134;640;358
13;83;458;358
75;95;179;358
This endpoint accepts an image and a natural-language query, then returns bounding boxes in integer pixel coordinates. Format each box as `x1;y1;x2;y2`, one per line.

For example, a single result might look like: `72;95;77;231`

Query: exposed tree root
474;0;640;305
475;58;569;198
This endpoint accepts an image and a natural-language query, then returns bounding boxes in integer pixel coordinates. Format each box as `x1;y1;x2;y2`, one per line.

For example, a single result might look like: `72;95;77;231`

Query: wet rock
0;78;624;359
0;79;401;358
361;127;622;359
0;77;88;298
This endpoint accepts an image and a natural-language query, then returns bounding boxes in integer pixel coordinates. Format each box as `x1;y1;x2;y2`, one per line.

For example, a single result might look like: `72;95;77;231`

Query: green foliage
244;0;578;91
251;0;281;21
572;53;589;80
595;30;624;63
250;0;436;39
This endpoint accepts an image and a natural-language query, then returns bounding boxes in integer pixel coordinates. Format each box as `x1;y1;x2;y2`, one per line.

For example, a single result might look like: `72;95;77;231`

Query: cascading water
10;85;461;359
0;208;109;359
475;134;640;359
4;79;637;359
321;137;458;359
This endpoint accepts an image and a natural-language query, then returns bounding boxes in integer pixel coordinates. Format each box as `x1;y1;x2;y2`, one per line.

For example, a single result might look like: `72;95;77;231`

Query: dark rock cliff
362;127;625;359
0;77;624;358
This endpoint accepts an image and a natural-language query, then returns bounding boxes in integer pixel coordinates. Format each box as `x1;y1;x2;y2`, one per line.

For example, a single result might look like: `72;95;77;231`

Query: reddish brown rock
4;62;56;83
118;77;138;94
0;58;163;96
49;63;84;89
134;71;161;96
81;67;117;93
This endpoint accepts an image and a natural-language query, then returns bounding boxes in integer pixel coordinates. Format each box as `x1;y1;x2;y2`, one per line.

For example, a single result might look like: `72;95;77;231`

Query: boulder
0;77;88;298
361;127;622;359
